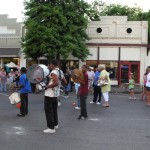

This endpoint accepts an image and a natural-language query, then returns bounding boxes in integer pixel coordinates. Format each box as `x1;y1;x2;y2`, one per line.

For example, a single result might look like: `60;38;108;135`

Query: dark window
97;28;102;33
127;28;132;33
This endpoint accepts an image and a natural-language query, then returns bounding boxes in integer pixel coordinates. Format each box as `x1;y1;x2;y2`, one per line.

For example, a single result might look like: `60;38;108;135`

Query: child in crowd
128;74;136;100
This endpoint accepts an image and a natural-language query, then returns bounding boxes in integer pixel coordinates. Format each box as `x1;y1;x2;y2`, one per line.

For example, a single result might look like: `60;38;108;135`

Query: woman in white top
146;66;150;106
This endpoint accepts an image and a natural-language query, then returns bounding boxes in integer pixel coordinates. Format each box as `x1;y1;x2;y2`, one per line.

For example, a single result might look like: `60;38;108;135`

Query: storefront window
86;60;118;80
86;60;99;72
3;58;19;66
100;61;118;80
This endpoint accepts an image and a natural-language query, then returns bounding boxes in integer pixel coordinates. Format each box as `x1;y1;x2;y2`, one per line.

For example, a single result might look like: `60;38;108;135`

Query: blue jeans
76;95;80;107
64;84;70;91
0;83;7;91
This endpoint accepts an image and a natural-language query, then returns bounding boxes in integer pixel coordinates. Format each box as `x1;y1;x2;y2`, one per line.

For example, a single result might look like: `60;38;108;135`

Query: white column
20;51;26;68
79;60;86;69
0;58;3;68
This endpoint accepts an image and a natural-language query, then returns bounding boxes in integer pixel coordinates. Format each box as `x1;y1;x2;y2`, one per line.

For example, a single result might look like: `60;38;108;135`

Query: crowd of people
42;61;111;133
126;66;150;107
2;60;150;134
0;60;112;134
0;66;31;117
0;68;20;92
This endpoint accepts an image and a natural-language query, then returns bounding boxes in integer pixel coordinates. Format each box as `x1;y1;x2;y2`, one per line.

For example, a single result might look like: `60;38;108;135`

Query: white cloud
0;0;24;22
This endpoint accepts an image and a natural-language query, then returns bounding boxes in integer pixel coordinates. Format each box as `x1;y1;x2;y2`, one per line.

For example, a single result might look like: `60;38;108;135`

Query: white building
0;15;149;85
69;16;148;85
85;16;148;85
0;14;25;68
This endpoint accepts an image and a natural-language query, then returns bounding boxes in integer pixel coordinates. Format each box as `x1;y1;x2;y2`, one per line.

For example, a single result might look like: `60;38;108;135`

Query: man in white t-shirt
43;60;66;134
87;67;95;94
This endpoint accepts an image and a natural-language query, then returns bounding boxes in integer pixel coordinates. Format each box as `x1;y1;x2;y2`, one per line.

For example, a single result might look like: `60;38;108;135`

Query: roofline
87;43;148;47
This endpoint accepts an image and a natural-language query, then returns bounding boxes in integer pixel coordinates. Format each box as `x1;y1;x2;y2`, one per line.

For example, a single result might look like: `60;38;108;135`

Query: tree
22;0;91;61
86;0;105;21
100;4;142;21
88;1;142;21
89;1;150;42
138;11;150;43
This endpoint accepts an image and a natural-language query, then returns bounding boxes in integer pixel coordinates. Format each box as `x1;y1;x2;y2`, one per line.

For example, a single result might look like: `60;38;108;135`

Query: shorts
146;86;150;91
129;88;134;90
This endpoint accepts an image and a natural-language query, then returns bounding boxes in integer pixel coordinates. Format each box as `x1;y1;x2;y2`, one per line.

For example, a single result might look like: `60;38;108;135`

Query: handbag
98;75;109;86
99;79;109;86
9;92;21;104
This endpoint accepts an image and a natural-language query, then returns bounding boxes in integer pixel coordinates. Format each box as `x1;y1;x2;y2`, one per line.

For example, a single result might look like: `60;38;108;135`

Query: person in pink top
0;68;7;92
141;68;148;101
146;66;150;106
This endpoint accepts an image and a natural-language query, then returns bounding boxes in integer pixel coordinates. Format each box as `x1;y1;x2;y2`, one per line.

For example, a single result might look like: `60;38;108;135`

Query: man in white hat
87;66;95;94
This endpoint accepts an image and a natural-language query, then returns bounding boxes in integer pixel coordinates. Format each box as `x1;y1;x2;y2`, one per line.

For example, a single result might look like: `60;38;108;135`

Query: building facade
69;16;148;85
0;15;148;85
85;16;148;85
0;14;25;68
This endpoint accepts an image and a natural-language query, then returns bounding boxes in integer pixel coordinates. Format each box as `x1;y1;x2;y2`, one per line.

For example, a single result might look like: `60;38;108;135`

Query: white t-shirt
44;68;64;97
146;73;150;87
87;71;95;81
8;72;15;83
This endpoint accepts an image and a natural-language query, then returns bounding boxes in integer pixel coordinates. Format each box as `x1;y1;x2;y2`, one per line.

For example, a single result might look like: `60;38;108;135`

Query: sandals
102;104;109;107
129;97;136;100
147;103;150;106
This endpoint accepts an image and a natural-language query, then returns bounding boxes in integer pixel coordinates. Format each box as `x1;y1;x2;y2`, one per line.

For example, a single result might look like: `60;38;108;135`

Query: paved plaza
0;91;150;150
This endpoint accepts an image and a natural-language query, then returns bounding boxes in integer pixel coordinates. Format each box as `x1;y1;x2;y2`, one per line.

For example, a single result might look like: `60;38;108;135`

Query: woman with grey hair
98;65;111;107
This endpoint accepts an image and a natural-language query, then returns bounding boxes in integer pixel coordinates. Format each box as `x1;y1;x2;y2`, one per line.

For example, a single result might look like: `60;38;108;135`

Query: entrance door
120;63;130;84
120;62;140;85
130;64;139;83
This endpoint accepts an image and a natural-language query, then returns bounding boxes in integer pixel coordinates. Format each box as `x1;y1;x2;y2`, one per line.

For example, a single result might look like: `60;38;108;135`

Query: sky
0;0;149;22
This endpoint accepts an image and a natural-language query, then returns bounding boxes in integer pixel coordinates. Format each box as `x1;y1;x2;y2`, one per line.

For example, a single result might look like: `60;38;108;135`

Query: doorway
119;61;140;85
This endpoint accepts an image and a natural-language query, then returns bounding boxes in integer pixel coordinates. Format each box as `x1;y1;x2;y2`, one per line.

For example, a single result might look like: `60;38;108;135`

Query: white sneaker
75;106;81;110
54;125;58;129
90;101;95;104
96;102;101;105
63;95;68;98
81;116;85;120
58;102;61;106
43;128;56;133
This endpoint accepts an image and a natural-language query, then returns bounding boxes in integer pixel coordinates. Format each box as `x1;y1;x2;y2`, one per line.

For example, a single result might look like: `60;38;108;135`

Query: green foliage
88;1;142;21
22;0;91;61
86;0;105;21
100;4;142;21
138;11;150;42
89;0;150;42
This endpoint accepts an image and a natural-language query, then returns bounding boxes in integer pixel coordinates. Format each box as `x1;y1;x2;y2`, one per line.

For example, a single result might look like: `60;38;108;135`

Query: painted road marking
0;92;9;96
5;126;26;135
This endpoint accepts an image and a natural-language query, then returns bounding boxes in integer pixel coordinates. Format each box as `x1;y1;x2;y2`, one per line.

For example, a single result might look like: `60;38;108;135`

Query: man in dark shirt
77;65;88;120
